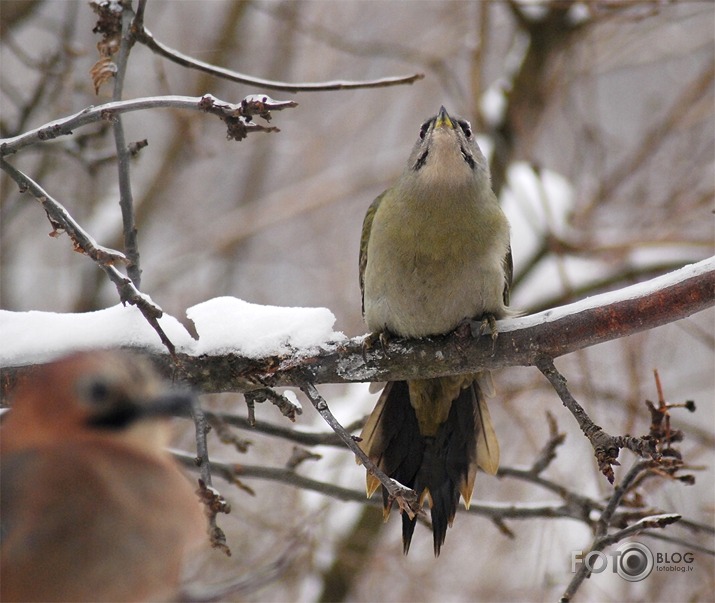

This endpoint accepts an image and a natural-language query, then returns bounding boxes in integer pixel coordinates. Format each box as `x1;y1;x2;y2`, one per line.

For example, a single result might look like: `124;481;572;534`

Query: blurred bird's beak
87;390;195;430
142;391;196;418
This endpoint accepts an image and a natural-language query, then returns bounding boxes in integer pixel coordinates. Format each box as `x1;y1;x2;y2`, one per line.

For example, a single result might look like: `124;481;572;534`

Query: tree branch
298;381;419;517
205;412;364;448
110;0;142;286
171;452;702;533
0;258;711;386
0;158;176;355
536;358;657;483
132;22;424;93
138;257;713;391
0;94;297;156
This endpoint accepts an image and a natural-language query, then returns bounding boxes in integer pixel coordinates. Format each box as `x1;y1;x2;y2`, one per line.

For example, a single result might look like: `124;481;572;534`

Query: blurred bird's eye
419;120;431;140
457;120;472;138
88;379;111;403
77;376;119;409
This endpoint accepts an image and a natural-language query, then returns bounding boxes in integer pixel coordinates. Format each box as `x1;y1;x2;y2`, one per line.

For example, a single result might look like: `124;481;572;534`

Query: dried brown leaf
89;55;117;95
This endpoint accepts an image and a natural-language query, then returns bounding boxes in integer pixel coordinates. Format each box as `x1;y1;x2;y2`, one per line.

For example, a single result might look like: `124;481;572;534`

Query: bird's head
405;106;490;188
1;351;194;453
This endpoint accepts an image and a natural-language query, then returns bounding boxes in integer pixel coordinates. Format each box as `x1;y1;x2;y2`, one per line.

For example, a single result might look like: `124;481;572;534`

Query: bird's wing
502;245;513;307
359;191;386;315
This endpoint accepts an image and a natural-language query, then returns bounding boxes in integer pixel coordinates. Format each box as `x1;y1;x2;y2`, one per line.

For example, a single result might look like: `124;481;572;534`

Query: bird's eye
419;120;431;140
457;120;472;138
86;378;112;404
77;376;118;409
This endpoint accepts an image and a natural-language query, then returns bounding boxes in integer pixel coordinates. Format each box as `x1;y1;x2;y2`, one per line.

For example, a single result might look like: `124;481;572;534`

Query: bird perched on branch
359;106;512;555
0;351;206;602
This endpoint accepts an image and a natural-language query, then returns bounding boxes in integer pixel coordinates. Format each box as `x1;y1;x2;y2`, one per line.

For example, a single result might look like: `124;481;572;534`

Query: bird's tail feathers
359;378;499;555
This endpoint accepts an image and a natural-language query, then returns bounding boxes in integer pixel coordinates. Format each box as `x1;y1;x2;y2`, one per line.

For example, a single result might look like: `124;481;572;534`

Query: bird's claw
469;313;499;342
362;329;392;361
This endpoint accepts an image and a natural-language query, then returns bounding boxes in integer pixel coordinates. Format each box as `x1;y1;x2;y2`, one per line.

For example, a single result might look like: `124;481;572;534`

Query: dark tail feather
360;380;484;556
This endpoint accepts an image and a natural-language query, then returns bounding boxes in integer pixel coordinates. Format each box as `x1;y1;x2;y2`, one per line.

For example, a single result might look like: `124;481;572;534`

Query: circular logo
616;542;654;582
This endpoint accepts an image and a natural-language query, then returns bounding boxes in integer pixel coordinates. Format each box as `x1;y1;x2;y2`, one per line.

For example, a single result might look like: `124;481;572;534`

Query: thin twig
596;513;682;549
171;452;704;534
190;402;214;493
298;381;419;517
133;23;424;93
643;530;715;556
536;357;657;482
560;460;663;602
530;411;566;475
0;94;298;156
244;387;302;422
560;380;700;603
497;466;602;520
111;0;141;286
172;452;580;521
191;400;231;556
205;411;365;447
0;158;176;355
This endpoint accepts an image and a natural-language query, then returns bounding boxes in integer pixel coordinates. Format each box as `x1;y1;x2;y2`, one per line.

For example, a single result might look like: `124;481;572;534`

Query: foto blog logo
571;542;655;582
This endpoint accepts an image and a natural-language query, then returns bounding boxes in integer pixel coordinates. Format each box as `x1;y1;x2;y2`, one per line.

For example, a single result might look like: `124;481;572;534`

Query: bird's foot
456;314;499;355
362;329;392;361
456;314;499;342
469;313;499;342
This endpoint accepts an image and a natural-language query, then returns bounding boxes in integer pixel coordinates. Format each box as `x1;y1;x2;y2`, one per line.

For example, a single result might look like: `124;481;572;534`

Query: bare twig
109;0;142;285
558;378;701;602
597;513;682;549
172;451;577;521
244;387;302;422
560;460;674;602
285;447;322;470
205;411;364;447
0;94;298;156
195;479;232;557
298;381;419;517
206;415;251;454
536;357;658;482
168;403;706;572
190;402;214;489
530;411;566;475
0;158;176;355
171;452;703;536
132;22;424;93
189;398;232;556
643;529;715;556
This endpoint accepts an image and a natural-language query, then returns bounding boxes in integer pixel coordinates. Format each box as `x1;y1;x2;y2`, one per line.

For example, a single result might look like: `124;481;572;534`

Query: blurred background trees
1;1;713;601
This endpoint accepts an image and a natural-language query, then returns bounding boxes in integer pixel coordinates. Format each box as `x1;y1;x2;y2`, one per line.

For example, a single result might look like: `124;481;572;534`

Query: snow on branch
154;256;714;391
1;258;712;384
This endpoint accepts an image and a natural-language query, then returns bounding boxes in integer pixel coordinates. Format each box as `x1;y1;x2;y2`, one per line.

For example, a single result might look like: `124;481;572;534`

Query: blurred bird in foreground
359;106;512;555
0;350;206;602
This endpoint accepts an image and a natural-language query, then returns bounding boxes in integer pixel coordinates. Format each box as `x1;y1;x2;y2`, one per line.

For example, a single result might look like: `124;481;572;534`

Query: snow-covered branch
155;257;713;392
1;258;712;388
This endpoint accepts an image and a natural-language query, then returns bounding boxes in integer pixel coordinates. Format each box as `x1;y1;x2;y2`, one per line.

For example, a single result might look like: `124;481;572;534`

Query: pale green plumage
358;107;512;555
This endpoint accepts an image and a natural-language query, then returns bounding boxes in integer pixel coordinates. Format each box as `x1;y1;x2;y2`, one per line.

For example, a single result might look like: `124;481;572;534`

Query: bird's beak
87;390;196;430
434;106;454;129
141;391;196;419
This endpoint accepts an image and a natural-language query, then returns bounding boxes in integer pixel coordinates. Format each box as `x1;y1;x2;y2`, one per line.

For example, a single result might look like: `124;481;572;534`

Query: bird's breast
363;186;509;338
